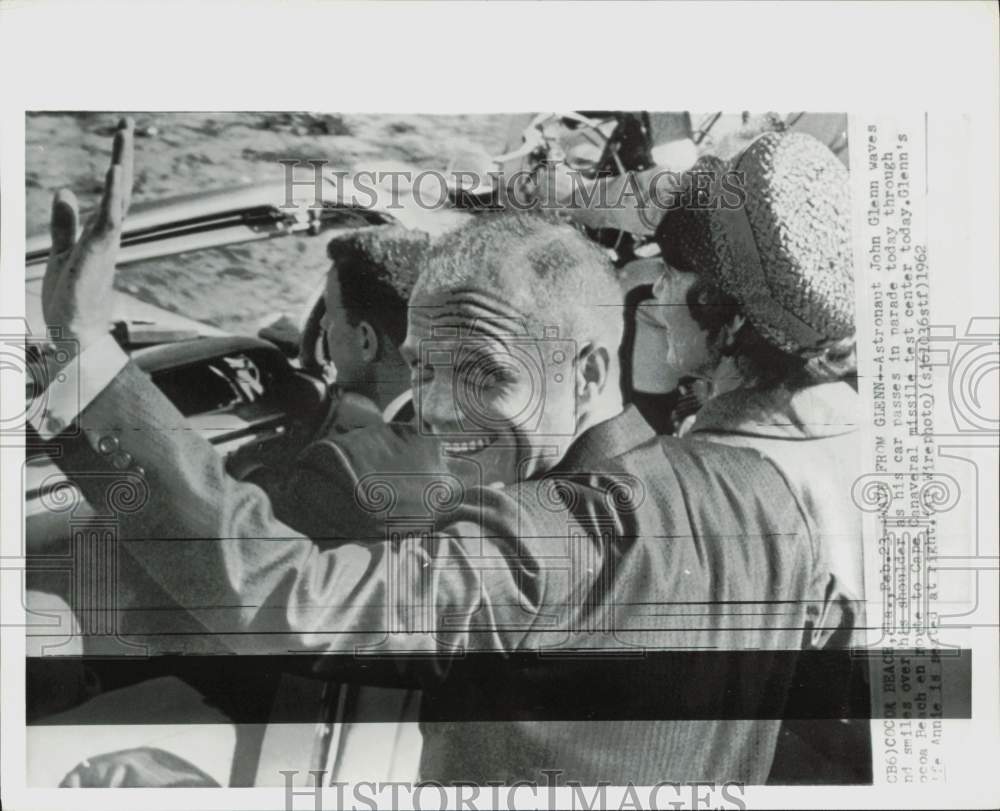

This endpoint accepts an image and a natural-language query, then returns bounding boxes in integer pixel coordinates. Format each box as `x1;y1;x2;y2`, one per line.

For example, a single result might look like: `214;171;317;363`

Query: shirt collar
689;381;860;441
550;406;656;475
381;389;414;423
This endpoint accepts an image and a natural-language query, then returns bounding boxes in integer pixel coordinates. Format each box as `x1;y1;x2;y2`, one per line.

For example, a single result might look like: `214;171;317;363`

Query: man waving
34;120;856;785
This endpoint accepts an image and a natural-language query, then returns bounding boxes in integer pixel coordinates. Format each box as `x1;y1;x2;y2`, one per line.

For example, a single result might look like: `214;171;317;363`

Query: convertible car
23;110;711;565
25;179;432;547
22;174;477;787
22;110;855;787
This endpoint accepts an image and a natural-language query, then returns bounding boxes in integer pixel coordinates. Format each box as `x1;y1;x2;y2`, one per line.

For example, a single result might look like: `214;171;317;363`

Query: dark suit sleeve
55;362;547;662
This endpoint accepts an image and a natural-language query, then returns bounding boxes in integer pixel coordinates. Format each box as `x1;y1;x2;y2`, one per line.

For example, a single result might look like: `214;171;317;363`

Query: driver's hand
42;118;135;354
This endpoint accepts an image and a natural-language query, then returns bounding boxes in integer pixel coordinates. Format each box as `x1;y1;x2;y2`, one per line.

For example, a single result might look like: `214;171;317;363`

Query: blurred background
26;112;515;335
26;112;845;336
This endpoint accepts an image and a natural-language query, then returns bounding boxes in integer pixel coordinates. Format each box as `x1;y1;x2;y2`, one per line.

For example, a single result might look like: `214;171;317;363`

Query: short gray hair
412;212;623;351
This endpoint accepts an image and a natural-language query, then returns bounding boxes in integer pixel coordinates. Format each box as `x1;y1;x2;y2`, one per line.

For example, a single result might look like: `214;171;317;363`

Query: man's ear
575;343;612;400
357;320;380;363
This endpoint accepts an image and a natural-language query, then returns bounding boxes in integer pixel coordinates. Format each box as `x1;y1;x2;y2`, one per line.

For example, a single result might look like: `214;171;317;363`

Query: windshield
110;237;330;336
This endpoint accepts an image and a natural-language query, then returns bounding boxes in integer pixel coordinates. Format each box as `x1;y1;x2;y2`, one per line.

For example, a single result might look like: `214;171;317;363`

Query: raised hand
42;118;135;351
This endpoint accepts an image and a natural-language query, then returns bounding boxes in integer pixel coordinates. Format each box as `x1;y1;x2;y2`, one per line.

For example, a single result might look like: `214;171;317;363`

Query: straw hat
658;132;855;357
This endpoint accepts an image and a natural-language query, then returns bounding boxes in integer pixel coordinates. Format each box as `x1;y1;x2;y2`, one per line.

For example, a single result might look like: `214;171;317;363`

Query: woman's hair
684;274;857;389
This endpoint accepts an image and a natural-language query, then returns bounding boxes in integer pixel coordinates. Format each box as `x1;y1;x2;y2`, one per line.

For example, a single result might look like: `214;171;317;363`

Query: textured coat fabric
688;380;870;784
56;362;857;785
689;381;864;604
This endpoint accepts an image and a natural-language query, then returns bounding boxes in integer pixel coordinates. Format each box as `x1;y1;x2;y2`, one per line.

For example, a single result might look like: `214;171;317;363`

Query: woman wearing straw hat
652;132;869;781
652;131;863;599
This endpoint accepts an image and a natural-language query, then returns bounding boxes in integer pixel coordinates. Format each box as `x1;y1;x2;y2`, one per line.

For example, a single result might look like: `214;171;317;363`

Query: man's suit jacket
54;361;855;785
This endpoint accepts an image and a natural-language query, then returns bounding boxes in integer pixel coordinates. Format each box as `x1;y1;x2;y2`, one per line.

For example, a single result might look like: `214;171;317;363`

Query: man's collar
689;381;860;441
549;406;656;475
381;389;414;423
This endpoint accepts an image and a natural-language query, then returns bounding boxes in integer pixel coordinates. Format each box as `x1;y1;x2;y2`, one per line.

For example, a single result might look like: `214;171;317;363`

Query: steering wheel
295;291;385;434
229;292;382;482
298;291;331;377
